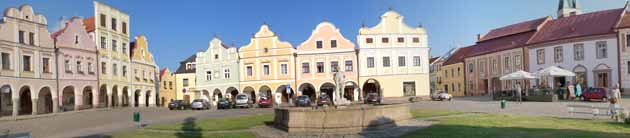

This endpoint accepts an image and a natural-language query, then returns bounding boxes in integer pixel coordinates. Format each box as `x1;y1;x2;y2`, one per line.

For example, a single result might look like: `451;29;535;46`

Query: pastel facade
0;5;56;117
428;57;439;94
130;35;158;107
174;55;197;103
357;11;430;98
158;68;176;107
196;37;240;103
615;4;630;92
296;22;358;101
52;17;99;112
89;1;132;107
440;46;472;96
239;24;296;102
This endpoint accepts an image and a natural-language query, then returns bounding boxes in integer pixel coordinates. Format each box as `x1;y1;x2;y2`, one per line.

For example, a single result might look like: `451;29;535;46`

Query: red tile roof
83;16;95;33
478;17;550;42
429;57;439;64
528;8;623;45
443;46;474;65
615;12;630;29
50;27;66;41
469;31;537;57
159;68;168;80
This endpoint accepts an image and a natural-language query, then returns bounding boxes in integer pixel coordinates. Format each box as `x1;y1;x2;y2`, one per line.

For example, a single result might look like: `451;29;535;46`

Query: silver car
191;99;211;110
234;94;253;108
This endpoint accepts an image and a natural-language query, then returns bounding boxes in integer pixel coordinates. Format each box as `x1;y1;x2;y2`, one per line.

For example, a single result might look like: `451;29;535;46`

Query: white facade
196;37;240;103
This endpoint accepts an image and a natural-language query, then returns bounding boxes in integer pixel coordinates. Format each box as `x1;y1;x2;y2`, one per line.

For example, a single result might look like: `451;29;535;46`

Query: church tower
558;0;581;18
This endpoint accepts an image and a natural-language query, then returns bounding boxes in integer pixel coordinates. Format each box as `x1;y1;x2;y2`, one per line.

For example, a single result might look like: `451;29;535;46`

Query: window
169;82;173;89
316;41;323;48
163;81;167;89
331;40;337;48
366;38;373;44
112;64;118;76
383;56;391;67
42;58;50;73
382;37;389;43
112;40;117;52
22;55;31;71
18;31;25;44
596;41;607;59
403;82;416;96
331;61;339;72
413;37;420;43
29;32;35;45
367;57;375;68
451;69;454;77
628;61;630;74
263;64;270;75
101;62;106;74
398;56;406;67
100;37;106;49
316;62;324;73
122;66;127;76
224;69;230;79
99;14;106;27
122;43;127;54
514;55;522;69
206;71;212;80
76;61;82;73
574;44;584;60
468;63;474;73
122;22;128;34
536;49;545;64
74;35;79;44
413;56;421;66
397;37;404;43
504;57;510;72
111;18;117;30
1;53;10;70
183;78;189;87
626;35;630;48
554;47;563;63
246;66;253;76
302;63;310;73
345;60;353;72
280;64;288;75
88;62;94;74
214;54;219;59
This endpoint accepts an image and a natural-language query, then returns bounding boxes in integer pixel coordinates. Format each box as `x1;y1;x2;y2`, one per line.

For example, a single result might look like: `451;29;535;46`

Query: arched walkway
83;86;93;109
213;89;222;102
61;86;75;111
19;86;32;115
298;83;316;101
320;83;335;102
134;90;141;107
122;87;129;107
37;87;53;114
145;90;151;107
276;85;294;103
111;85;119;107
243;86;256;103
362;79;382;99
202;90;210;101
226;87;238;100
99;85;108;108
573;65;587;88
260;86;273;102
0;85;12;117
344;81;359;101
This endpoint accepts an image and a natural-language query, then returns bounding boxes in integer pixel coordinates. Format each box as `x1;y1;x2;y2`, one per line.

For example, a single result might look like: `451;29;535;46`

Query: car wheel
448;98;452;101
602;97;608;102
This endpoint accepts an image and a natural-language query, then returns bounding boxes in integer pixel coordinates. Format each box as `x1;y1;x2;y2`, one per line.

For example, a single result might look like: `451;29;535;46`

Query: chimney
477;34;484;41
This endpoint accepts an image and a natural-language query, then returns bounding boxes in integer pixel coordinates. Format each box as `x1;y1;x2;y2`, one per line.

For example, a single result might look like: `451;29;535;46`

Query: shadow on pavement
175;117;202;138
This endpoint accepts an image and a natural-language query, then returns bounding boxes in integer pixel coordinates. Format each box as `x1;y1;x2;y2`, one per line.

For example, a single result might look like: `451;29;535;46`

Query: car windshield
298;96;309;100
236;95;247;99
260;97;268;100
193;99;203;102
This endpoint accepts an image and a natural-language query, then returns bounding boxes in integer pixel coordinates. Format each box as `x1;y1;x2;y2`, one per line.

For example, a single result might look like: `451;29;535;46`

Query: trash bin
133;112;140;123
500;100;506;109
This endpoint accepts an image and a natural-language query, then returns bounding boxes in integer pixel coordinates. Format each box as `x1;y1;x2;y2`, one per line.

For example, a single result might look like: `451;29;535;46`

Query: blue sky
0;0;626;70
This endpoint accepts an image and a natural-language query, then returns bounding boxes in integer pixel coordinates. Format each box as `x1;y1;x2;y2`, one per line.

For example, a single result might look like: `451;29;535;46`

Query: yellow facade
130;35;158;106
440;63;466;96
238;24;296;102
175;73;196;103
159;68;176;107
433;61;445;92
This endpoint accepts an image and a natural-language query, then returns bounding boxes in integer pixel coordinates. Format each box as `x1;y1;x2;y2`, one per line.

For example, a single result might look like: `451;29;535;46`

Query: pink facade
295;22;359;101
52;17;99;111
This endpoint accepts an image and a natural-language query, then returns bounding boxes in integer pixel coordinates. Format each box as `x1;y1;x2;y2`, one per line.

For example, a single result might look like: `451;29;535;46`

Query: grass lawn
108;131;256;138
146;114;273;131
404;112;630;138
411;108;463;119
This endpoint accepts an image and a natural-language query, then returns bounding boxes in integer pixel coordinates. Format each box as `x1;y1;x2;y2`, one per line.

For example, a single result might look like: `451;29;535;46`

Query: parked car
168;100;189;110
317;93;332;106
191;99;211;110
365;93;382;104
295;95;311;107
258;96;272;108
582;87;608;102
217;98;232;109
432;91;452;101
234;94;253;108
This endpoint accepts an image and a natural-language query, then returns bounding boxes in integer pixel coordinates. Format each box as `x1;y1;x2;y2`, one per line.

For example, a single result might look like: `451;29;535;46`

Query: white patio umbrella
535;66;576;77
500;70;537;80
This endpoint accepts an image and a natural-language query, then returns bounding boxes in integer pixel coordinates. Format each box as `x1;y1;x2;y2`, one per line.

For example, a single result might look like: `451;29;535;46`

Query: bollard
133;112;141;128
500;100;506;109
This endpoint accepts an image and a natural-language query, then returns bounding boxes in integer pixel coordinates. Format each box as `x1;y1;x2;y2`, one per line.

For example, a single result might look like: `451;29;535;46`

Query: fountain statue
333;68;350;106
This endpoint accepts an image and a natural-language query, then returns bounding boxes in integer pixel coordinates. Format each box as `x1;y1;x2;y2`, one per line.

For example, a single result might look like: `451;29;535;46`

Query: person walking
568;82;575;100
515;83;522;103
610;83;622;121
575;82;582;100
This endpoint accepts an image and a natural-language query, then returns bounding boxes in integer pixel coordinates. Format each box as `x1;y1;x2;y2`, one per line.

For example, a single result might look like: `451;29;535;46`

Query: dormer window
331;40;337;48
366;38;373;44
316;41;323;49
25;16;29;19
75;35;79;44
215;54;219;59
264;48;269;53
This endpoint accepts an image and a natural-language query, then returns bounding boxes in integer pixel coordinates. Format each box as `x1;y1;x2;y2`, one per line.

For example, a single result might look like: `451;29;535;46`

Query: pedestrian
610;83;622;121
515;82;522;103
568;82;575;100
575;82;582;100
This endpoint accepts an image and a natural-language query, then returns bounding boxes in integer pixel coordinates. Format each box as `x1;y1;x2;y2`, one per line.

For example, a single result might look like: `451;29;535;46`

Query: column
12;98;18;117
52;96;59;113
117;86;123;107
107;88;113;107
75;87;81;110
31;98;38;115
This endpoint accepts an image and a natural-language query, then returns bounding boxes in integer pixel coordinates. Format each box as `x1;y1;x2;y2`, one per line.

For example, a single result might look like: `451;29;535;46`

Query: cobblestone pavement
251;119;434;138
0;107;272;138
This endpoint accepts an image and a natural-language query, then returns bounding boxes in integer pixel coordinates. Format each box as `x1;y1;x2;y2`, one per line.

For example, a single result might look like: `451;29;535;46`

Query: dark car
295;95;311;107
258;96;272;108
168;100;189;110
317;93;332;106
365;93;382;104
582;87;608;102
217;98;232;109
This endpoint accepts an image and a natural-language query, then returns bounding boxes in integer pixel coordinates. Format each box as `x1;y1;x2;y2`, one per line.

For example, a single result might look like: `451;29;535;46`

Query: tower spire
558;0;581;18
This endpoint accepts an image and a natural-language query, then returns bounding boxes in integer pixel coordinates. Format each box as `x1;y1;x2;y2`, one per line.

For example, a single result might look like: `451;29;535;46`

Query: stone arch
276;85;294;103
111;85;119;107
213;88;222;101
61;86;75;111
593;63;612;88
99;85;108;108
18;86;32;115
362;78;381;99
82;86;94;109
593;63;611;71
134;89;141;107
0;85;13;117
226;87;239;99
298;83;316;101
145;90;151;107
122;87;130;107
344;81;359;101
320;82;336;102
243;86;257;103
202;90;210;101
37;87;53;114
258;85;272;102
573;64;588;87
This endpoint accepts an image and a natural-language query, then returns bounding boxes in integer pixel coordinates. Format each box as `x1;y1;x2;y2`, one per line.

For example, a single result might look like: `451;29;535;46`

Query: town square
1;0;630;138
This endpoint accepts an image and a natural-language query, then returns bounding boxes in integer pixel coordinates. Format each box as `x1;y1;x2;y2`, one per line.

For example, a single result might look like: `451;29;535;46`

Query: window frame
383;56;391;67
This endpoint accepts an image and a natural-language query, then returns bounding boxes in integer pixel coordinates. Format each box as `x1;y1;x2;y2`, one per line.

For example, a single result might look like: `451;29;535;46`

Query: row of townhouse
0;2;159;118
163;10;431;105
432;0;630;96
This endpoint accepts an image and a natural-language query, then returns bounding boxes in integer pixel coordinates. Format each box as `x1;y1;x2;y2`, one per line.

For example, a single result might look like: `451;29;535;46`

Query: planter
524;94;557;102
